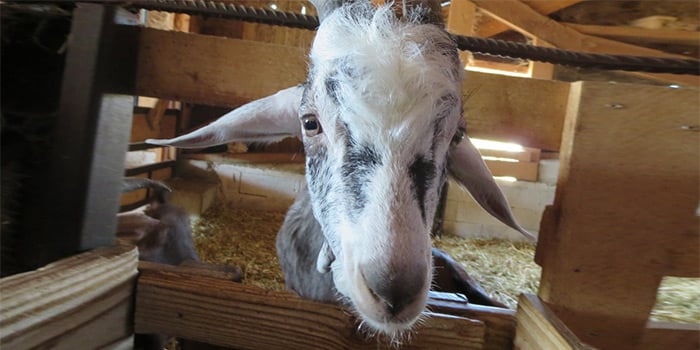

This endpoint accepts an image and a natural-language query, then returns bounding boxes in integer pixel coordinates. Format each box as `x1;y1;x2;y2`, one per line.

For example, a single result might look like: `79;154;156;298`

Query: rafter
469;0;699;86
475;0;587;38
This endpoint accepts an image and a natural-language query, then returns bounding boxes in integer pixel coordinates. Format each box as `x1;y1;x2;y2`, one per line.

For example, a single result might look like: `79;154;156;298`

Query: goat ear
146;85;303;148
448;137;536;241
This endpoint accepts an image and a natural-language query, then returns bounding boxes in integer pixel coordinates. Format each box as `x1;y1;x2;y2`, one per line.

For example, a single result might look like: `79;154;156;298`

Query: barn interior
1;1;699;349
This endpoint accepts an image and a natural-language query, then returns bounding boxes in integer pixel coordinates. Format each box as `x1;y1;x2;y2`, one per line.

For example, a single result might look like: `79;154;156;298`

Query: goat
147;0;532;340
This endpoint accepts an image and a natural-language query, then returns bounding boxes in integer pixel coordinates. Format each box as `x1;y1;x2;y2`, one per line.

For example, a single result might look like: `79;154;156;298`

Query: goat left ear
146;85;303;148
448;137;537;241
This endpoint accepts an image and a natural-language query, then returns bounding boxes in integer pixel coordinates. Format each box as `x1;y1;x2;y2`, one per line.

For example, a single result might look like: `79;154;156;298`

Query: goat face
147;0;533;340
300;1;462;335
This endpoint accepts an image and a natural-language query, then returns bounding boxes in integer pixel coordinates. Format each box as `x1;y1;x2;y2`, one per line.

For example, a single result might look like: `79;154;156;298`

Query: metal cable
6;0;700;75
124;0;699;76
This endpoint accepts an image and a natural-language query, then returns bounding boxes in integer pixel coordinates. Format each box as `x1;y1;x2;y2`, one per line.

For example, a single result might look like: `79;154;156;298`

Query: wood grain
0;245;139;350
537;81;700;349
135;264;519;349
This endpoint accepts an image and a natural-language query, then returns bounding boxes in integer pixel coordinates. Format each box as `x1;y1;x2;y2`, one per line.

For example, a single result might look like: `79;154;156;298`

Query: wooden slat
563;23;700;46
135;28;308;108
131;112;177;142
0;245;139;350
484;159;538;182
470;0;700;86
536;81;700;349
134;263;522;350
135;29;570;150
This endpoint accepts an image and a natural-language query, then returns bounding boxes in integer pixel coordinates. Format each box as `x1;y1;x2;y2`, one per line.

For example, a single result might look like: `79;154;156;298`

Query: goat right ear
146;85;304;148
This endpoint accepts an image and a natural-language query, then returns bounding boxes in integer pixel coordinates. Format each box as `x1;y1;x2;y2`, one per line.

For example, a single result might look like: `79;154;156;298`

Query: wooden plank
135;29;569;150
474;0;586;38
563;23;700;46
537;81;700;349
463;71;570;151
135;28;308;108
470;0;700;86
135;263;514;350
514;294;595;350
0;245;138;350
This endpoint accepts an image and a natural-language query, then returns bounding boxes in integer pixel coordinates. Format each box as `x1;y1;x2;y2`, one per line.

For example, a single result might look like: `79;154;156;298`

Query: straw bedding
191;202;699;323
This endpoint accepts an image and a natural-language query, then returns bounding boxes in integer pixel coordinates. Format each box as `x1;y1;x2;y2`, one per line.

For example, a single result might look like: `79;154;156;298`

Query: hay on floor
191;202;700;324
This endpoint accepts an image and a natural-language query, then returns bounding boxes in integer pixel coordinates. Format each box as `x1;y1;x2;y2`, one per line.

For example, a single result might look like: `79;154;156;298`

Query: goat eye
451;127;465;145
302;114;322;136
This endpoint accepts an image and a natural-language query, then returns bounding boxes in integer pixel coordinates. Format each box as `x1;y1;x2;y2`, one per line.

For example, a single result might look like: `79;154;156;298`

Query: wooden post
534;81;700;349
447;0;477;69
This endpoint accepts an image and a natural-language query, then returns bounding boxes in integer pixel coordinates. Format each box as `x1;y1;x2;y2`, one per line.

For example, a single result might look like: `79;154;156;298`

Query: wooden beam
0;245;139;350
515;295;700;350
135;28;308;108
475;0;587;38
470;0;700;86
135;29;569;150
135;263;518;349
536;81;699;349
563;23;700;46
514;294;595;350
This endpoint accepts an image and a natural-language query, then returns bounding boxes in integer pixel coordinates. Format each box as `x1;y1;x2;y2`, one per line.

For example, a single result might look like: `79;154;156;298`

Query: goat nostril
360;267;423;317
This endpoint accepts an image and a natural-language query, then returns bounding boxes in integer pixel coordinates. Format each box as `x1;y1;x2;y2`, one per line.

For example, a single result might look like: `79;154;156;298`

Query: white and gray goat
147;0;532;340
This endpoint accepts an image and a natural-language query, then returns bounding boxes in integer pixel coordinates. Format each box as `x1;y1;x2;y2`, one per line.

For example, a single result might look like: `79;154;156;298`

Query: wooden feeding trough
1;2;698;350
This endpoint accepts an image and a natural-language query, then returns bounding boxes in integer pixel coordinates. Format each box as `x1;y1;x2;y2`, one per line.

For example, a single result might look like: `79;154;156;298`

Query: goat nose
361;264;426;317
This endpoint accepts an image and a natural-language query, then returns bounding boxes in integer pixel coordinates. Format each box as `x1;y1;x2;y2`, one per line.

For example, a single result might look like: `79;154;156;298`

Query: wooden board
0;245;139;350
135;29;569;151
535;81;700;349
514;294;595;350
131;111;177;142
515;294;700;350
135;28;308;108
135;263;518;350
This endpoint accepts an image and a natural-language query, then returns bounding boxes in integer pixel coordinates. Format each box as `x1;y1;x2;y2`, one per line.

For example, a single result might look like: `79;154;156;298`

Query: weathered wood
470;0;700;86
135;29;569;150
0;245;139;350
135;28;308;108
514;294;595;350
135;263;518;349
536;81;700;349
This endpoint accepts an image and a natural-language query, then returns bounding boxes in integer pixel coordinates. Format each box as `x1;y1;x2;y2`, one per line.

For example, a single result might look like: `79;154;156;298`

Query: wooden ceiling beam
469;0;700;86
563;22;700;46
475;0;587;38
